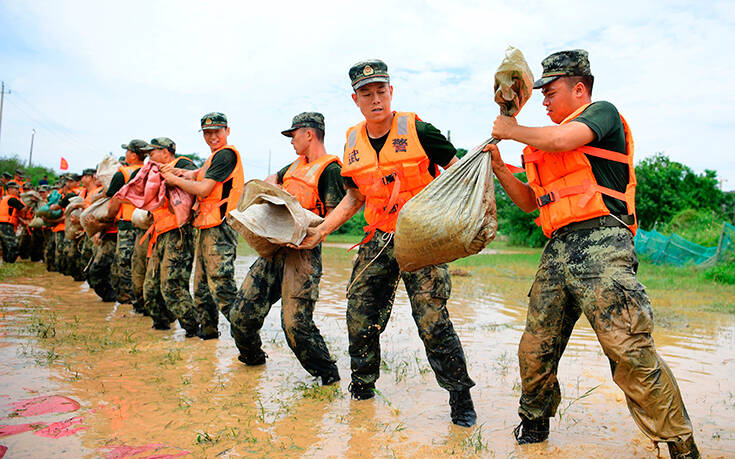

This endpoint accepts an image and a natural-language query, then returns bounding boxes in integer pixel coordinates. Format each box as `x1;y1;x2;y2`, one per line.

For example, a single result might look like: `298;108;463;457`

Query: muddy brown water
0;248;734;458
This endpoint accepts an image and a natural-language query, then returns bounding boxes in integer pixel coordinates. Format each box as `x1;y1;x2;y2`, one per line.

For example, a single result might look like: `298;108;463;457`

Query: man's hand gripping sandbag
395;46;534;272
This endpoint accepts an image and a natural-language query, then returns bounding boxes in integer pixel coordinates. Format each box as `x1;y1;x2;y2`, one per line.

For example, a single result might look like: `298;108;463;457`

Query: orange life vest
194;145;244;229
0;195;20;228
283;154;341;217
117;164;143;222
148;157;194;245
341;111;437;236
52;189;74;233
523;103;637;238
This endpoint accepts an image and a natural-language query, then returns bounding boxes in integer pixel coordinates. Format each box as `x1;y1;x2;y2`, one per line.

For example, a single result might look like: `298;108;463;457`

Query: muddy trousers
29;228;45;262
88;233;118;302
54;232;71;275
18;227;32;259
115;227;142;304
193;223;238;334
44;229;56;271
78;236;94;277
519;227;695;450
131;230;150;313
0;223;19;263
144;225;198;332
65;236;85;281
229;245;338;379
346;230;475;392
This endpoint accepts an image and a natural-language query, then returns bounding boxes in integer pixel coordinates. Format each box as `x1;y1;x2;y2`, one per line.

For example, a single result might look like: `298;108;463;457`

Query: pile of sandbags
227;179;323;258
394;46;533;272
80;156;121;237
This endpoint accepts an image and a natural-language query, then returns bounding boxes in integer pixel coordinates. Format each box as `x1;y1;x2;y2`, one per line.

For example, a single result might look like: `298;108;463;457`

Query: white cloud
1;0;734;188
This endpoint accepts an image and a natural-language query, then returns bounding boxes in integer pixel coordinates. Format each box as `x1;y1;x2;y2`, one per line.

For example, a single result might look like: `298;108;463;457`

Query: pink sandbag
114;162;195;226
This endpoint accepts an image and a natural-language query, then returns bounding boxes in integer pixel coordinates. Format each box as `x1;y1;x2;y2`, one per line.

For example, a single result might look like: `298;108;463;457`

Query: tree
494;175;546;247
180;153;206;168
0;156;58;185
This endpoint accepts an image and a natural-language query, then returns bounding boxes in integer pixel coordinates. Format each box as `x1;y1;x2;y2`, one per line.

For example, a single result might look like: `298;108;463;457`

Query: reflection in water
0;249;734;457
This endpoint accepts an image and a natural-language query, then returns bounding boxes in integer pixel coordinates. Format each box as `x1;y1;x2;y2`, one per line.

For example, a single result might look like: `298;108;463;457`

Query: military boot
668;436;700;459
197;324;219;340
449;389;477;427
349;381;375;400
237;350;267;366
321;369;341;386
513;416;549;444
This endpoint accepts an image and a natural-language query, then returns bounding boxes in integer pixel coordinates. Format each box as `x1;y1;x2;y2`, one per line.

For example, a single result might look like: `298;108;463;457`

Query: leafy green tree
180;153;206;168
333;209;367;235
0;156;58;185
455;148;468;159
494;175;546;247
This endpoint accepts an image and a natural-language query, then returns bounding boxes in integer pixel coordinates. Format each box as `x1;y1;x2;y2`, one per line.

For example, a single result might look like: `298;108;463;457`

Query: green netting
635;222;735;267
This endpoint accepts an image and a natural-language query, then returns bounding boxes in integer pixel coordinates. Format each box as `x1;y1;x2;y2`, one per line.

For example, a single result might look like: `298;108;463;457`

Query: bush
333;209;367;235
703;262;735;285
1;156;58;185
494;175;546;248
663;209;724;247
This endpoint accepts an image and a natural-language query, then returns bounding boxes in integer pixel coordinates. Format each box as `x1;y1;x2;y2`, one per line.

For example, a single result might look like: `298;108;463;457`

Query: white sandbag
64;197;86;239
227;179;323;258
28;216;45;229
80;196;113;237
394;142;498;272
96;155;120;190
131;208;153;230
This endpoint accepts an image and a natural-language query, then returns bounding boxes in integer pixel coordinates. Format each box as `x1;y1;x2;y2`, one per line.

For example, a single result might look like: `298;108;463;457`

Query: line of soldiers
0;52;699;457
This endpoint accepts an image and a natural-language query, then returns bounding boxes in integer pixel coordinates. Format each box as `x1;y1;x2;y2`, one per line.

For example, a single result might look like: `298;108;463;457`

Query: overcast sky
1;1;733;189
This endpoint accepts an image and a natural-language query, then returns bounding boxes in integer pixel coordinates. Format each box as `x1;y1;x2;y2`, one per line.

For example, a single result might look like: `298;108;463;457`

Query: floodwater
0;246;734;458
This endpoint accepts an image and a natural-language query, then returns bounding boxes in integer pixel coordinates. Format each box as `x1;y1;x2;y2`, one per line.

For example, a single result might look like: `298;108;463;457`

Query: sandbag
20;191;42;207
394;46;533;272
28;216;45;229
131;208;153;230
96;155;120;190
80;196;113;237
227;179;323;258
64;197;85;239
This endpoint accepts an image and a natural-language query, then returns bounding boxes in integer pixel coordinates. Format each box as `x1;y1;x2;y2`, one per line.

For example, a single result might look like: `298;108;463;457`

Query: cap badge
205;118;212;125
363;65;374;76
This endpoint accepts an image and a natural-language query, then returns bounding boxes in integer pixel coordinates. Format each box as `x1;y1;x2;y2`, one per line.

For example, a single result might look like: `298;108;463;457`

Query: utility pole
0;81;6;152
28;129;35;167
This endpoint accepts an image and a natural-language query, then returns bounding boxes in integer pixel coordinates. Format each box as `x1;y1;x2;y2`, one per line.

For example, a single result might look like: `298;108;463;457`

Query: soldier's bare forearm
316;188;365;237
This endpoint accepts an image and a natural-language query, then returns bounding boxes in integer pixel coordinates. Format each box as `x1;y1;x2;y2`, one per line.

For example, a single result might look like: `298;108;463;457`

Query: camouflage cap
349;59;390;90
1;172;10;179
281;112;325;137
6;181;19;189
200;112;228;131
533;49;592;89
82;168;96;177
14;169;23;176
38;184;50;192
67;173;81;182
150;137;176;154
22;182;33;190
121;139;154;155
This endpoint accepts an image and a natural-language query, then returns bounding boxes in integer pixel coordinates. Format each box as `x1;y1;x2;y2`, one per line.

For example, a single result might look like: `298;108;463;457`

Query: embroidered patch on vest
392;138;408;153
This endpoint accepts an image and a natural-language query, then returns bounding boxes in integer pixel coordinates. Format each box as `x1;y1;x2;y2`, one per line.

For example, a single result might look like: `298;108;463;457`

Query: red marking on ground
7;395;80;417
0;444;7;458
0;423;43;438
100;444;189;459
33;416;87;438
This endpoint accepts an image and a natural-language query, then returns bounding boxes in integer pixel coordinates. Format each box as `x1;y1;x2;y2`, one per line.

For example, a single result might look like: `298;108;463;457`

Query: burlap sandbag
96;155;120;190
227;179;323;258
80;196;113;237
394;46;533;272
28;216;45;229
64;196;86;239
131;208;153;230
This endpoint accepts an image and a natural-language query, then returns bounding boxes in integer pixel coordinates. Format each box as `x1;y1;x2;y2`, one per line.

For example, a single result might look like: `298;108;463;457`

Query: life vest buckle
537;192;556;207
381;173;396;185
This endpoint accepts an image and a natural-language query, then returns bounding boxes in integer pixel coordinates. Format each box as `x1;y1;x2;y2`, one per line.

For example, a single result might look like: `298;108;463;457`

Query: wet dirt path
0;248;734;458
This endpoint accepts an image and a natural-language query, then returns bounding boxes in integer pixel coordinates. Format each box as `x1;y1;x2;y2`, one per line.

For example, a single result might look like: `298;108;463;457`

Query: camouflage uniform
18;227;32;259
0;223;19;262
115;227;142;304
519;226;696;451
131;230;150;313
347;229;474;392
88;233;118;302
65;236;86;281
144;224;198;333
44;228;56;271
54;232;71;275
78;236;94;276
229;245;339;379
29;228;45;262
193;223;238;336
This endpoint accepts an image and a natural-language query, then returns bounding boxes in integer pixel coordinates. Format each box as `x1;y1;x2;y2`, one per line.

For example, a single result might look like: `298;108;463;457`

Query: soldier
43;179;64;271
160;112;243;340
101;140;152;305
52;174;81;276
17;182;36;260
0;172;10;198
143;137;199;335
229;112;342;385
0;181;27;262
67;169;98;281
87;181;119;303
296;60;477;427
486;50;698;458
30;185;50;262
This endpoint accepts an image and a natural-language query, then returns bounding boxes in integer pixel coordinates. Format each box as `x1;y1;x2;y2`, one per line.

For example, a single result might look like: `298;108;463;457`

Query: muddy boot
449;389;477;427
321;369;341;386
237;350;267;366
152;322;171;331
197;324;220;340
349;382;375;400
513;416;549;444
184;328;198;338
668;436;700;459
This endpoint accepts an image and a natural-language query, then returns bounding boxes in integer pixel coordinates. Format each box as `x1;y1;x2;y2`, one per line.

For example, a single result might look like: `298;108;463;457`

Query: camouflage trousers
65;235;86;281
131;230;150;313
44;229;56;271
54;232;72;275
229;245;338;378
519;226;695;447
115;227;142;304
144;224;198;333
18;227;32;260
347;230;474;392
88;233;118;302
0;223;19;263
79;236;94;276
18;227;43;261
193;223;238;335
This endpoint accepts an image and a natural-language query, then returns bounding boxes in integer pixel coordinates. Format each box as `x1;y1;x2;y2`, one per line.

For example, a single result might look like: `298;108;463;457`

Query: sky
0;1;733;189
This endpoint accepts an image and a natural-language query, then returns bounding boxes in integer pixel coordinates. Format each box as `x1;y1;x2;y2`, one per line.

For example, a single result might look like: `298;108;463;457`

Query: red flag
60;157;69;170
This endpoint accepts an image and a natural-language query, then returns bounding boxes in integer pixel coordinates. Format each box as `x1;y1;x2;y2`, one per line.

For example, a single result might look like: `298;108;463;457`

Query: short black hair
564;75;594;96
131;150;146;161
309;127;325;143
